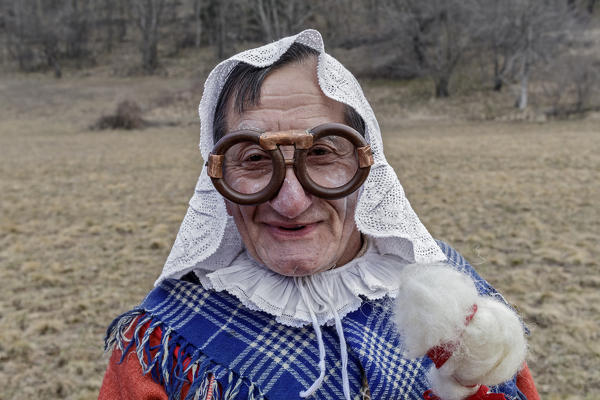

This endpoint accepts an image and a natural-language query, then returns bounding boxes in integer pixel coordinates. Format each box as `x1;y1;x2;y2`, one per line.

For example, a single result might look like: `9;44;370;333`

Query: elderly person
100;30;539;400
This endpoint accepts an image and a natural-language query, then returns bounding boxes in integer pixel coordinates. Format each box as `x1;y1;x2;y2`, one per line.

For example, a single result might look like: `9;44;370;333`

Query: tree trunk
493;48;503;91
517;26;532;110
493;76;503;91
194;0;203;47
142;36;158;72
518;61;528;109
256;0;273;41
269;0;281;38
412;34;425;68
216;0;226;58
435;76;450;97
104;0;114;52
135;0;164;73
52;58;62;78
43;38;62;78
12;1;26;71
118;0;128;40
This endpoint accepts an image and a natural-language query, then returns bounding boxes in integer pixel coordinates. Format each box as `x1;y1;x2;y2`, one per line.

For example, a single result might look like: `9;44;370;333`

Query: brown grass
0;70;598;399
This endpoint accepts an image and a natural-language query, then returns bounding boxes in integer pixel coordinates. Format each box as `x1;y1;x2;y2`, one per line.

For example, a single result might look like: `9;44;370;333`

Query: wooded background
1;0;599;115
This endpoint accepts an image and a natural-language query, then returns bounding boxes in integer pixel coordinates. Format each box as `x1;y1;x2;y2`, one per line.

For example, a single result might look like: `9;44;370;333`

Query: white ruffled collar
195;239;408;327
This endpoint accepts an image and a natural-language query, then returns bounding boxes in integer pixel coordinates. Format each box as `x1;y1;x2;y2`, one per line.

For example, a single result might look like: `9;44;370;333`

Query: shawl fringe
104;309;263;400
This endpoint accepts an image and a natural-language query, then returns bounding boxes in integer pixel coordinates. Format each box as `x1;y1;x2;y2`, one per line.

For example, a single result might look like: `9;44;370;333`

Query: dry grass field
0;68;598;399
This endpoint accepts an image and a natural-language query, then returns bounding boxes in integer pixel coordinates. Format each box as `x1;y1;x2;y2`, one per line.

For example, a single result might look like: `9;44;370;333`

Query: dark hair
213;43;365;144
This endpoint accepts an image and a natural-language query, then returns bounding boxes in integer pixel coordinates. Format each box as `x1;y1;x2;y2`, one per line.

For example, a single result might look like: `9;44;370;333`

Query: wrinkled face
224;58;362;276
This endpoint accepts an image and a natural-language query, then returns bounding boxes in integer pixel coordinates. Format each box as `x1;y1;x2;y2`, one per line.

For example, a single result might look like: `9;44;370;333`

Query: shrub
94;100;145;130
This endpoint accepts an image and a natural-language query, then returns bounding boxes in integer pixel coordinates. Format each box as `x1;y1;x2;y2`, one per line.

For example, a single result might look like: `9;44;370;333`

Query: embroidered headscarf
156;29;446;285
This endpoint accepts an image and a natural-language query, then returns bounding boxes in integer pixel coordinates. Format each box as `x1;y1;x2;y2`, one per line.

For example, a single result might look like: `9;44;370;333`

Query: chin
265;257;332;277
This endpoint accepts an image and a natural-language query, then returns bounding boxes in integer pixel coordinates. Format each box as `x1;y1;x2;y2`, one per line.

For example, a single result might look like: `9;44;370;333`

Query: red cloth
99;345;167;400
465;385;508;399
516;362;541;400
99;321;194;400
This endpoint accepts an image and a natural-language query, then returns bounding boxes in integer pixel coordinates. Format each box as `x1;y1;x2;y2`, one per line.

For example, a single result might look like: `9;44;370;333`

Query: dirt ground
0;70;598;399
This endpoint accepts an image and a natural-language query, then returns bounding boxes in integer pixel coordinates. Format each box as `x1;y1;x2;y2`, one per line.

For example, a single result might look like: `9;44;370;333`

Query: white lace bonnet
156;29;446;285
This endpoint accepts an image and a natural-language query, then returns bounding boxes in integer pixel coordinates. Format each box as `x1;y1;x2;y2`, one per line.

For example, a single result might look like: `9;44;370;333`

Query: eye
246;153;266;162
309;146;333;156
241;148;271;164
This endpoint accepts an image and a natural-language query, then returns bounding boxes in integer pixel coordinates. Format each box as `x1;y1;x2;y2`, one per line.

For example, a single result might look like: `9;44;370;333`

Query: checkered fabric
105;242;526;400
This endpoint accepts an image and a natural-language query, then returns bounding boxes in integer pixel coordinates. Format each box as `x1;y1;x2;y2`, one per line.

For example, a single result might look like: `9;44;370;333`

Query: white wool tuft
393;263;479;358
452;297;527;386
393;263;527;398
428;367;478;400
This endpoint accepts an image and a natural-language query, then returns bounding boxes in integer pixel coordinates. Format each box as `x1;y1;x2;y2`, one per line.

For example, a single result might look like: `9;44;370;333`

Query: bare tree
132;0;166;73
117;0;129;41
196;0;251;59
193;0;203;47
477;1;523;91
103;0;115;52
254;0;314;42
208;0;227;58
384;0;485;97
566;0;598;13
64;0;92;63
588;0;597;13
3;0;98;75
4;0;28;70
541;54;600;116
5;0;64;76
312;0;378;48
510;0;574;109
478;0;582;110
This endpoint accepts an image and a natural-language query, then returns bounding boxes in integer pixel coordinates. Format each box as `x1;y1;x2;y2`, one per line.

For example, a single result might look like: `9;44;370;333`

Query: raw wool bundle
393;264;527;400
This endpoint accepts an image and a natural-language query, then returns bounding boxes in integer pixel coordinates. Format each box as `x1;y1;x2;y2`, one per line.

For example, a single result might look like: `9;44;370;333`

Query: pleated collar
195;238;409;327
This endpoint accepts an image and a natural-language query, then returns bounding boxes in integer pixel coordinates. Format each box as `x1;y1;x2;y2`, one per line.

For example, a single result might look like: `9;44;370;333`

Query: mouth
264;222;318;237
278;225;306;231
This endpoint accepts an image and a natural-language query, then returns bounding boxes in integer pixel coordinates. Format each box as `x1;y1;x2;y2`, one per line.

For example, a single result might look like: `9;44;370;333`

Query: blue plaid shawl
105;241;527;400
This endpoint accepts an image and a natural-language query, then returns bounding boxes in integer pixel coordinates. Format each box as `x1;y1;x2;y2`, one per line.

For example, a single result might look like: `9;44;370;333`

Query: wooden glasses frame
206;122;373;205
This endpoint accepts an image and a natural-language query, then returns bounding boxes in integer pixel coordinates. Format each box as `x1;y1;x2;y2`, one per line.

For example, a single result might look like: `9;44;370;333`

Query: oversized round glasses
206;122;374;205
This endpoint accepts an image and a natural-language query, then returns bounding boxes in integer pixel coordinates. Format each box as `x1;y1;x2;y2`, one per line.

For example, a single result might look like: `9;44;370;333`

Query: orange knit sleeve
98;322;201;400
516;362;540;400
99;345;167;400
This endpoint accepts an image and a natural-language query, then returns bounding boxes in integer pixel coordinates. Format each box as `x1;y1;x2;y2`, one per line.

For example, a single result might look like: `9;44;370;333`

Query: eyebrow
229;124;265;134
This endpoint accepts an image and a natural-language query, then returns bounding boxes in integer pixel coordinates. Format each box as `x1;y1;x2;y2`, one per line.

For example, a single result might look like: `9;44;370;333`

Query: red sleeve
99;319;168;400
99;345;167;400
516;362;540;400
98;321;201;400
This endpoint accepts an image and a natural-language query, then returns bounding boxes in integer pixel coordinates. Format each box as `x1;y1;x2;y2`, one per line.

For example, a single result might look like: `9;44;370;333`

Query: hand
393;264;527;400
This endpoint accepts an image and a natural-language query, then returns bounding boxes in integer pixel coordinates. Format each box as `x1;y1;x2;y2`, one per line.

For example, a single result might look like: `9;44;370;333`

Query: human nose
268;165;312;219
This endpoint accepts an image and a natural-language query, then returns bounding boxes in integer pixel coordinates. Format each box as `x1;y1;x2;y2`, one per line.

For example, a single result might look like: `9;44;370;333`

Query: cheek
226;202;256;233
228;204;263;258
309;166;354;188
334;193;358;230
226;169;272;195
320;174;345;187
236;205;256;225
322;197;349;230
231;178;266;194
